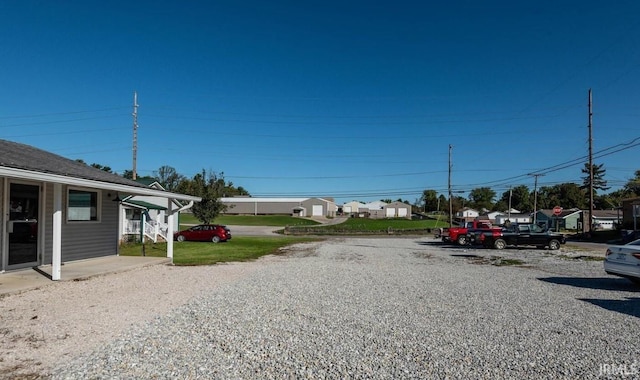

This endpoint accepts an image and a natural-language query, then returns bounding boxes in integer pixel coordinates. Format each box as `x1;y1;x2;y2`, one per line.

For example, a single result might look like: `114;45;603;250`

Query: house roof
364;201;387;209
384;201;411;207
538;208;581;218
592;209;622;219
0;140;200;202
135;178;163;188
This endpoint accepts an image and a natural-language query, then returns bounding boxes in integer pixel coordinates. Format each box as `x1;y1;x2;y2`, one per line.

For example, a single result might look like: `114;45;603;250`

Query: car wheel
494;239;506;250
211;236;221;243
457;235;467;245
548;239;561;250
176;235;185;242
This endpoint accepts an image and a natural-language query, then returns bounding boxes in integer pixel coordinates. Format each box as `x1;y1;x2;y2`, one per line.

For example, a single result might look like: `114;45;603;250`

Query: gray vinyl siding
43;187;118;264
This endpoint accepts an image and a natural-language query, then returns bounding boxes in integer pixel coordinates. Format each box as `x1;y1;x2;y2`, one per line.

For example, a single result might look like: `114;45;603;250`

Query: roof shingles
0;139;148;189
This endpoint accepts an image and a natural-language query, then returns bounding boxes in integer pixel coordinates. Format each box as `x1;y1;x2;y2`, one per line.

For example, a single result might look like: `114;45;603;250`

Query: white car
604;238;640;285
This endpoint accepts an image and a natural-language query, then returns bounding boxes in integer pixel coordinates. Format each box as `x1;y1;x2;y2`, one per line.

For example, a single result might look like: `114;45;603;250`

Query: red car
174;224;231;243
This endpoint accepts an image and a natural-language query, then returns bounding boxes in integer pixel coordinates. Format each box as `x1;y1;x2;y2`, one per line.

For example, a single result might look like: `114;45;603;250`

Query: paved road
228;225;283;236
227;216;350;236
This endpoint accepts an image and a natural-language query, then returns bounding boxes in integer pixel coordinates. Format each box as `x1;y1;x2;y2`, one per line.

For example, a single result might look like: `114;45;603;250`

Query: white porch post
141;212;146;243
166;200;174;261
117;207;124;248
154;216;159;243
52;183;62;281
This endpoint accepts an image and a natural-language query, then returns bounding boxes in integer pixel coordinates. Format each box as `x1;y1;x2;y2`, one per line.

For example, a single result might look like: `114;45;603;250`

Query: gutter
174;200;194;214
0;166;201;202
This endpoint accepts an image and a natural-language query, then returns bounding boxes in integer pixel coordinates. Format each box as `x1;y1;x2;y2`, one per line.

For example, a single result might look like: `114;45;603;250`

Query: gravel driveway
2;237;639;379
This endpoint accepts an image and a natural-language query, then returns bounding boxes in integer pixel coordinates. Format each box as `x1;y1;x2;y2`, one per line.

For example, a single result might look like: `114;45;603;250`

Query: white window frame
67;187;101;222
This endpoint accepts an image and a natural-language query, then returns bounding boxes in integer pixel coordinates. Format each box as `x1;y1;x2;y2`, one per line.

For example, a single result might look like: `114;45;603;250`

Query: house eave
0;166;201;202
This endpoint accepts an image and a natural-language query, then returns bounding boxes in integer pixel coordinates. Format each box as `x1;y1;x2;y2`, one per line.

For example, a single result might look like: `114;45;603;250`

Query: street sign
553;206;563;216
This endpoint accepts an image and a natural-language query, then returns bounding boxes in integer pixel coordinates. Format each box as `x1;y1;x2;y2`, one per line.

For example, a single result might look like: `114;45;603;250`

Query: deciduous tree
419;190;438;212
154;165;185;192
623;170;640;197
188;170;228;224
497;185;532;212
468;187;495;211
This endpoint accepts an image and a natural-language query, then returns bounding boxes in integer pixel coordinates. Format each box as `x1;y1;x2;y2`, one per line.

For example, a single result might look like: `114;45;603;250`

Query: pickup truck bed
472;224;566;250
442;221;498;245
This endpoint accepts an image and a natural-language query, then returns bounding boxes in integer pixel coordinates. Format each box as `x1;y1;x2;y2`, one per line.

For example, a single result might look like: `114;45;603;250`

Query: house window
68;189;100;221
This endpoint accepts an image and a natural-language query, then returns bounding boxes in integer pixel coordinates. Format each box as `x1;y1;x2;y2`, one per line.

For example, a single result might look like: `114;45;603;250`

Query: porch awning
122;200;168;210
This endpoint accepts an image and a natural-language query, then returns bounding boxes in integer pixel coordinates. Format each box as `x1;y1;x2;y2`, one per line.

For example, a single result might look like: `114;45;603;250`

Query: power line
0;106;129;120
0;114;127;129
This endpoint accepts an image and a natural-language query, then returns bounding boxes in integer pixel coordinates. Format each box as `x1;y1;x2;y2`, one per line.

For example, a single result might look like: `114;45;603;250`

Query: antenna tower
132;91;138;180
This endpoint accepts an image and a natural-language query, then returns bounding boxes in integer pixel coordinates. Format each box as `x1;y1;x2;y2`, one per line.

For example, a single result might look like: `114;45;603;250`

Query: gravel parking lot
2;237;639;379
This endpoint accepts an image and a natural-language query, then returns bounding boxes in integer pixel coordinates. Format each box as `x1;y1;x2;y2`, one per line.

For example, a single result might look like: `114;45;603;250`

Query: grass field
290;217;445;232
178;213;321;228
277;217;447;236
121;216;443;266
119;236;319;265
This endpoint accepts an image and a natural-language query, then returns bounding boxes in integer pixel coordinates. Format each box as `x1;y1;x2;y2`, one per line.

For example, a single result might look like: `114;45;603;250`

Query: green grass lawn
303;217;443;232
119;236;319;265
178;213;321;228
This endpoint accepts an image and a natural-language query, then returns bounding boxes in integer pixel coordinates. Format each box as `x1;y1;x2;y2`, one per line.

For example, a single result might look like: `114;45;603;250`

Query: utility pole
529;173;544;224
588;88;594;234
132;91;139;180
508;186;512;221
448;144;453;228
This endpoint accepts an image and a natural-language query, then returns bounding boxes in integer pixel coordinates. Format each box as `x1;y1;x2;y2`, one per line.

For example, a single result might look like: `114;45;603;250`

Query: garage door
398;208;408;217
386;208;395;217
344;206;352;213
312;205;324;216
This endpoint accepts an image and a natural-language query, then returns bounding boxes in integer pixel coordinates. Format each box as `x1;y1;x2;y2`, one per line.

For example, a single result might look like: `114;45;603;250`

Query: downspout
176;200;194;213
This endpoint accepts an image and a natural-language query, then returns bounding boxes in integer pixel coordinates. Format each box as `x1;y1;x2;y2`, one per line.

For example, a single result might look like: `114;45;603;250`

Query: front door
7;183;39;268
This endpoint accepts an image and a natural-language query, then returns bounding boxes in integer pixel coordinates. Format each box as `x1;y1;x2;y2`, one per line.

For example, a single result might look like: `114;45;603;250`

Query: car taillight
606;249;613;257
633;252;640;260
479;234;485;242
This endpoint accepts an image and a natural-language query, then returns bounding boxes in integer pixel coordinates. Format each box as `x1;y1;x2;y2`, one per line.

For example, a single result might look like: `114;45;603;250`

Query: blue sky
1;1;639;205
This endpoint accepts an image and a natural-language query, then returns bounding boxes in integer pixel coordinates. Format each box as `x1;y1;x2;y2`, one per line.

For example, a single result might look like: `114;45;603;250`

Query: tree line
79;161;248;223
82;159;640;218
419;163;640;213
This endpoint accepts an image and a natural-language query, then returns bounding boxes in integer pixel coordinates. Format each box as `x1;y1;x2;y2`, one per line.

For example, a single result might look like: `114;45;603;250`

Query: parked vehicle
472;223;565;250
442;219;499;245
604;239;640;285
174;224;231;243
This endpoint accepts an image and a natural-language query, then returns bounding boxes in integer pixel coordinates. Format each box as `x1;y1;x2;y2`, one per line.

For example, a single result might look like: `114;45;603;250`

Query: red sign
552;206;563;216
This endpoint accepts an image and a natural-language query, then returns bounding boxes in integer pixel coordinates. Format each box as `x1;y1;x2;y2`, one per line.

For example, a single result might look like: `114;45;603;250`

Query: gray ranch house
0;140;200;280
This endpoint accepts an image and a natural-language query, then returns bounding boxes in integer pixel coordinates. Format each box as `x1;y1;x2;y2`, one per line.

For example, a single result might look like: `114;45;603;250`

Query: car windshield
626;239;640;246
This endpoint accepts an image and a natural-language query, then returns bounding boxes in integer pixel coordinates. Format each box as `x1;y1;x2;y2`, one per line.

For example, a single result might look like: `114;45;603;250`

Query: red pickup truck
442;220;500;245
